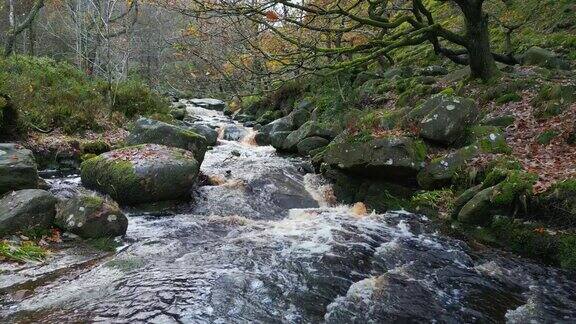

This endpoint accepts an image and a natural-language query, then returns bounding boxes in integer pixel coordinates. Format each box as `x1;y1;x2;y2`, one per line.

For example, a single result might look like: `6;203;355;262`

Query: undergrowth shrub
111;78;169;118
0;55;169;135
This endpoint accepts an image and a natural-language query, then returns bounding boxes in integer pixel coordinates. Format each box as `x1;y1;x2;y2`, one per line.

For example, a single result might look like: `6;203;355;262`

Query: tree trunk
4;0;44;57
27;24;36;56
460;1;498;80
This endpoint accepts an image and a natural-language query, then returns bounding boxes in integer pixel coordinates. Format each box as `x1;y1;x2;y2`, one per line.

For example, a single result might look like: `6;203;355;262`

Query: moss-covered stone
81;140;111;155
80;144;199;205
522;47;571;70
416;94;478;145
533;84;576;119
480;115;515;127
281;121;338;152
456;169;536;225
321;133;426;185
537;129;559;145
55;193;128;239
126;118;207;163
467;126;511;154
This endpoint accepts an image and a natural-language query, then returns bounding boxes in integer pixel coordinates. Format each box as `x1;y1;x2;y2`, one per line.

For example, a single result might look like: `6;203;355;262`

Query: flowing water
1;102;576;323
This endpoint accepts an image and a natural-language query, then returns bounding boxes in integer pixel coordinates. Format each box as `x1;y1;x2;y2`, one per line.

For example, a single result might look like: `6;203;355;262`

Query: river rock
297;136;330;156
255;132;271;146
184;123;218;146
80;144;200;205
189;98;226;110
522;47;571;70
55;194;128;239
0;143;39;194
457;185;500;225
321;134;427;183
417;146;479;189
221;125;248;141
0;189;57;236
281;121;338;152
270;131;292;150
126;118;207;163
260;117;293;135
417;95;478;145
170;108;187;120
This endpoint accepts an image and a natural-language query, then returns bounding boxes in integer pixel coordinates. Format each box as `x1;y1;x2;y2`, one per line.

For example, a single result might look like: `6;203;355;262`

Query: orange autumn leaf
265;10;280;22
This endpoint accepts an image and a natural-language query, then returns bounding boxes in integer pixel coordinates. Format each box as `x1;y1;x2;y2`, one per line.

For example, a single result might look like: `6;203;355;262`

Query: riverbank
2;102;576;322
230;51;576;271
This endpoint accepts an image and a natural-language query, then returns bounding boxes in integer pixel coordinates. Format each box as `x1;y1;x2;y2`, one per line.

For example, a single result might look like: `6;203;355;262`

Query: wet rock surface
55;193;128;239
127;118;208;163
0;189;57;236
0;143;39;194
80;144;200;205
2;104;576;323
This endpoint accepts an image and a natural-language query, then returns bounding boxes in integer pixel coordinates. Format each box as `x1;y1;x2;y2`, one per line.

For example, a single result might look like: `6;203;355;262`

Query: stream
1;103;576;323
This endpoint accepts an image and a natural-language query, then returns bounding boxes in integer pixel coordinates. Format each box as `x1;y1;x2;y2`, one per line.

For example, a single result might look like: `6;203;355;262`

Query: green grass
0;241;49;263
87;237;121;252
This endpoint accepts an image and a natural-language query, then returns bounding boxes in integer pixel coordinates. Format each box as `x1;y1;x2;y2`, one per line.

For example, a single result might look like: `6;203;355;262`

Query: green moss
489;217;559;265
0;241;48;262
148;113;175;124
81;156;139;202
493;170;537;205
559;235;576;270
81;195;104;209
81;140;110;155
411;189;455;212
495;92;522;105
554;179;576;192
467;126;511;154
81;153;97;161
412;140;428;162
537;129;559;145
439;87;455;96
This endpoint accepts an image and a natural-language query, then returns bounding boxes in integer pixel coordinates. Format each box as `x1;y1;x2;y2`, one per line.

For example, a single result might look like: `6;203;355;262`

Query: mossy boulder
321;167;412;212
0;189;57;236
534;179;576;227
55;193;128;239
480;115;515;127
467;126;511;154
81;140;111;155
80;144;200;205
417;146;479;190
126;118;207;163
254;132;271;146
184;123;218;146
533;84;576;119
0;143;39;194
296;136;330;156
170;108;187;120
281;121;338;152
270;131;292;150
416;95;478;145
320;134;427;184
522;47;571;70
189;98;226;111
456;170;537;225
